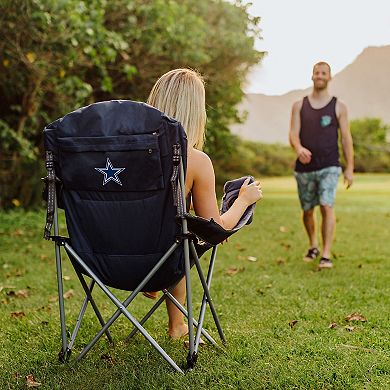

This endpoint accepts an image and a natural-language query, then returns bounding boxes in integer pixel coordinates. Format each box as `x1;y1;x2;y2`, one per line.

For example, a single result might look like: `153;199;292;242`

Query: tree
0;0;263;208
349;118;390;172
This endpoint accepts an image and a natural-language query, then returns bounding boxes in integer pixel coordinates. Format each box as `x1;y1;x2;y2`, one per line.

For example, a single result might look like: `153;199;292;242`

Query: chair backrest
44;100;188;291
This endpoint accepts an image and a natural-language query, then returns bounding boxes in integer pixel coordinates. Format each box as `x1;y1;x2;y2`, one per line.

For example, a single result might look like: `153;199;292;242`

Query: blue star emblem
94;157;126;186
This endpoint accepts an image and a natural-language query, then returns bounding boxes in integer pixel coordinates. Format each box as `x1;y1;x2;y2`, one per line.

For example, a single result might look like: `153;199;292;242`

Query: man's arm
289;100;311;164
337;100;354;188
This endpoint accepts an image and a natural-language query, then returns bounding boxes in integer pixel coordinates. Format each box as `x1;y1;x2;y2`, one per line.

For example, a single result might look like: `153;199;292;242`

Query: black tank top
295;96;340;172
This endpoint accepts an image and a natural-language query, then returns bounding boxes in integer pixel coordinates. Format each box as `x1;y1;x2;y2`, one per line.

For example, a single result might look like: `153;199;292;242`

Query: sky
244;0;390;95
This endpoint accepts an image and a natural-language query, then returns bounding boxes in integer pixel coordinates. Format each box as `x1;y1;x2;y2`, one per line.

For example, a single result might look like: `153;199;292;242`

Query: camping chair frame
46;155;225;373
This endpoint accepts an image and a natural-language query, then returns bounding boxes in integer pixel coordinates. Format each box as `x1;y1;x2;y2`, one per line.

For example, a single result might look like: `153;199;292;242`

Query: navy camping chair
43;100;254;372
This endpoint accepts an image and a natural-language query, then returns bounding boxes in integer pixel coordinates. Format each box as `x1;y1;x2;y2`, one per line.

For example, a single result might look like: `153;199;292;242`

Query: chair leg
125;294;166;341
75;272;114;344
65;242;179;351
183;237;197;369
190;242;226;343
65;244;184;373
66;284;91;361
194;245;218;352
53;201;68;362
74;290;184;373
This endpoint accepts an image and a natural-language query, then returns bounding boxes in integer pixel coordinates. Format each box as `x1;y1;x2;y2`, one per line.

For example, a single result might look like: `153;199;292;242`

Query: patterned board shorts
294;166;342;211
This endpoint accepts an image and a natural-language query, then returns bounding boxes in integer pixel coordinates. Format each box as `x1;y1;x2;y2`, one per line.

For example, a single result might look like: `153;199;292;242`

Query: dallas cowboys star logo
94;157;126;186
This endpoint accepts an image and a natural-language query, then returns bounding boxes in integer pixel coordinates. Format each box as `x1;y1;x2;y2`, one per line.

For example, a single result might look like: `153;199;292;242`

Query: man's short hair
313;61;331;75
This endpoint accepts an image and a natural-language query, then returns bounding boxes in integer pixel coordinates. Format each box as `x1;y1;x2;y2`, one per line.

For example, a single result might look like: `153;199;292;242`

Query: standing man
289;61;354;268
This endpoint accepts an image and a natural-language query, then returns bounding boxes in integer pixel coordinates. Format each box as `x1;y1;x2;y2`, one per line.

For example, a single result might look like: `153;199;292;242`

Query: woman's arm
189;150;262;230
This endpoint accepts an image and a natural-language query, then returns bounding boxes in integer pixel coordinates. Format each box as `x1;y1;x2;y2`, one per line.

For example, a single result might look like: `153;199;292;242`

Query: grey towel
220;176;256;230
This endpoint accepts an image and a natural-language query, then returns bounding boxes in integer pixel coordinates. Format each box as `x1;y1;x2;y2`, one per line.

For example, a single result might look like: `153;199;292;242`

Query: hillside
231;45;390;144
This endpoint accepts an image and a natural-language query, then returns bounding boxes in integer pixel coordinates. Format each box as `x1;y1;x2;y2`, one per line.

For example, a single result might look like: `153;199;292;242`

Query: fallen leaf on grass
345;326;355;332
225;267;238;276
25;374;41;388
7;289;29;298
345;312;367;322
224;267;244;276
235;244;246;251
48;296;57;303
10;311;25;318
247;256;257;262
289;320;298;328
279;226;288;233
12;229;25;237
1;299;8;305
63;289;74;299
266;283;273;289
276;258;286;265
329;322;338;329
16;289;29;298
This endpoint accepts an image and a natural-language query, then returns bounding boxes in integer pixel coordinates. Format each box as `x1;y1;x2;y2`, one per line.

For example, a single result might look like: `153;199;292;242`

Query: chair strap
170;144;185;217
43;151;57;240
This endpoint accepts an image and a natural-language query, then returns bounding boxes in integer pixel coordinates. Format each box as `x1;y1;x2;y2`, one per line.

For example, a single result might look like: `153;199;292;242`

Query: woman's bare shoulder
188;148;212;165
187;148;214;182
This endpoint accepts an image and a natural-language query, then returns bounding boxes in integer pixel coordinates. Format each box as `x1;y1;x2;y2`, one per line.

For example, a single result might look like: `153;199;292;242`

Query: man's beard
314;80;328;91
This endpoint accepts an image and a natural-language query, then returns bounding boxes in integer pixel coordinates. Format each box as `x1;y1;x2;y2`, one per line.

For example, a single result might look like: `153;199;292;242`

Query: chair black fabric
44;100;187;291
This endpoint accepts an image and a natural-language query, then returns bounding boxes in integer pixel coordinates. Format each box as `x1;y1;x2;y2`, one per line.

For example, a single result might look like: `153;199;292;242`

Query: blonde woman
147;68;263;339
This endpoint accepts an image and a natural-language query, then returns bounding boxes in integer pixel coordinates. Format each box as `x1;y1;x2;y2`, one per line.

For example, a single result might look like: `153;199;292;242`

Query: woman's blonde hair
147;68;206;150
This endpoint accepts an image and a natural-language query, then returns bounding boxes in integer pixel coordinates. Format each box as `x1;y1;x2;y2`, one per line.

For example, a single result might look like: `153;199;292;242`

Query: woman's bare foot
168;323;188;339
166;277;187;339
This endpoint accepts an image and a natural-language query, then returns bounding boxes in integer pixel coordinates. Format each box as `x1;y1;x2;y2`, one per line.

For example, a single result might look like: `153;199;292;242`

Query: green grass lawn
1;174;390;389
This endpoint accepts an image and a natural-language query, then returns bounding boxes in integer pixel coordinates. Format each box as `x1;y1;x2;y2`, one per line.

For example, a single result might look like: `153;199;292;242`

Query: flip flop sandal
303;247;320;262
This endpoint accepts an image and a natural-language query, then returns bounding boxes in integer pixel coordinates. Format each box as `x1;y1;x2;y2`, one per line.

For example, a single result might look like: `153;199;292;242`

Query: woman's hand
238;178;263;206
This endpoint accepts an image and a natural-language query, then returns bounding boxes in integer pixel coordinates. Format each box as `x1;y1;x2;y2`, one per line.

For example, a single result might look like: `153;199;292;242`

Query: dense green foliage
349;118;390;172
1;174;390;389
0;0;263;208
214;137;296;184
